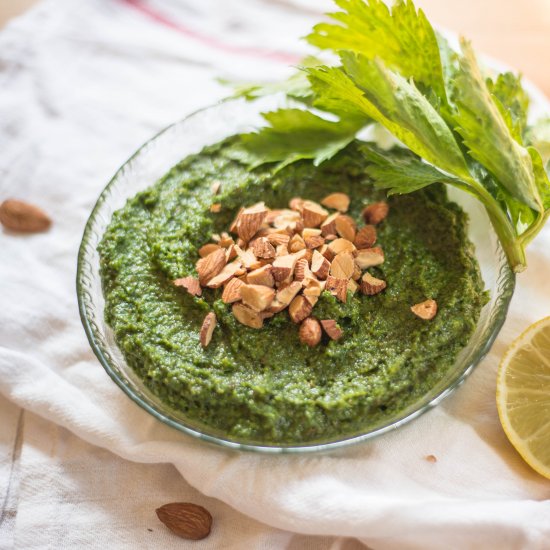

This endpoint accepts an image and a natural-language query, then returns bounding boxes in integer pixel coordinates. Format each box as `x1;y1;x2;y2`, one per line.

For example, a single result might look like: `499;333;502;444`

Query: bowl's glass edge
76;100;516;455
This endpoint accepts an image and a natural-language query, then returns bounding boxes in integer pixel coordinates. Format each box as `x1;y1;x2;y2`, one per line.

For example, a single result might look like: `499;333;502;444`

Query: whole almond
0;199;51;233
156;502;212;540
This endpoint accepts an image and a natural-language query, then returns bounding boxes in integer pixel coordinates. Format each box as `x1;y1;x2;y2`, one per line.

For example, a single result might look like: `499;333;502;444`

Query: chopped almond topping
302;200;329;228
219;233;234;248
321;192;350;212
294;258;311;282
303;278;325;297
289;197;304;212
229;207;244;234
354;225;377;249
276;243;289;257
225;244;238;261
232;303;264;328
199;243;221;258
272;254;297;282
266;232;290;246
347;279;359;295
311;250;330;280
361;272;387;295
240;284;276;312
222;278;244;303
320;212;340;237
196;248;227;285
411;299;438;320
237;202;268;241
302;228;322;239
327;238;356;260
173;276;202;297
330;251;355;279
200;312;217;347
246;264;275;287
355;247;385;269
362;202;389;225
289;295;313;323
289;234;306;252
320;319;343;340
304;234;325;249
272;209;301;230
276;281;302;306
299;317;322;347
325;275;348;303
206;260;242;288
335;215;356;242
251;237;276;259
292;248;310;262
210;203;221;213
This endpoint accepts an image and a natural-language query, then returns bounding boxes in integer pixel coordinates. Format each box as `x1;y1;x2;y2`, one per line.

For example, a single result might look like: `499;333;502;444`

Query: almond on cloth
156;502;212;540
173;276;202;297
199;312;217;347
299;317;322;347
0;199;52;233
411;299;438;320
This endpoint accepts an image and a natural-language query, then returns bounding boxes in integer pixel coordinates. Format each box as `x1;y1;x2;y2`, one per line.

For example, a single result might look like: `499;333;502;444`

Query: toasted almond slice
330;251;355;279
196;248;227;285
299;317;322;347
237;202;268;241
272;254;297;282
303;278;325;297
362;202;389;225
320;212;340;237
294;258;311;282
411;299;438;320
355;247;384;269
289;197;304;212
347;279;359;295
326;275;348;303
321;192;350;212
289;295;313;323
199;243;221;258
304;235;325;249
327;238;356;259
320;319;343;340
173;276;202;297
232;303;264;329
276;280;302;306
210;203;221;213
206;261;242;288
354;225;377;249
361;272;387;295
246;264;274;287
335;215;356;242
289;234;306;252
200;312;217;347
222;277;244;303
229;207;244;234
251;237;276;259
311;250;330;280
267;232;290;246
240;284;276;312
302;200;329;228
211;181;221;195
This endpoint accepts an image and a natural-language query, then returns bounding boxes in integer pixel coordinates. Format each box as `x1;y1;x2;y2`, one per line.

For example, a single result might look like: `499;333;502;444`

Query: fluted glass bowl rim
77;97;516;454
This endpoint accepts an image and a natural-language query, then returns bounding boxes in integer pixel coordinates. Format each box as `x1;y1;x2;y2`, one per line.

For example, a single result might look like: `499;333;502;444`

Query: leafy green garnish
226;0;550;272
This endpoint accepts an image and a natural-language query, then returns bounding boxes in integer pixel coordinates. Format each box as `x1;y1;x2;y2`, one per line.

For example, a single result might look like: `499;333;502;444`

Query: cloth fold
1;1;550;548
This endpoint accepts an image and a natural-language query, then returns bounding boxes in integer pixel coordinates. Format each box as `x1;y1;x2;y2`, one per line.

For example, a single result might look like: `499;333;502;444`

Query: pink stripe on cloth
119;0;302;64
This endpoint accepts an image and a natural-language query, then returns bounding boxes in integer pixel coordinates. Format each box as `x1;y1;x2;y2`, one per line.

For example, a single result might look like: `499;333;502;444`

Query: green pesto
98;140;487;445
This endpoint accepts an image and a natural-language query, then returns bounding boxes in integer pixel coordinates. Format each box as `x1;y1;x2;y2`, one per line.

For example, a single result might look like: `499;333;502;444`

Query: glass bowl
77;95;515;453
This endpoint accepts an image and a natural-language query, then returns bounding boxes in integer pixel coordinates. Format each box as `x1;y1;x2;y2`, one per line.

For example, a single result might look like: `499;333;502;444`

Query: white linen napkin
1;1;549;548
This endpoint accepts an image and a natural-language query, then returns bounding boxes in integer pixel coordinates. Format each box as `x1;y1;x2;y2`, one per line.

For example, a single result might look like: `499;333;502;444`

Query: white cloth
1;1;550;549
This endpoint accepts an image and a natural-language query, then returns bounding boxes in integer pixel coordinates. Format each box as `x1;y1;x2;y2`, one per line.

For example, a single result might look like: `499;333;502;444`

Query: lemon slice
497;316;550;479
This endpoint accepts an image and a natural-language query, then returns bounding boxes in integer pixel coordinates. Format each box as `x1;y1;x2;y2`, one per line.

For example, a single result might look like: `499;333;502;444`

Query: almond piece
272;209;301;230
238;248;262;270
321;192;350;212
330;251;355;279
229;207;244;234
210;203;221;213
327;238;356;259
292;248;310;262
302;200;328;228
311;250;330;280
198;243;221;258
289;197;304;212
206;261;242;288
411;299;438;320
294;258;311;282
173;276;202;297
232;303;264;328
251;237;276;259
225;244;238;261
320;212;340;237
320;320;343;340
222;278;244;303
355;247;385;269
354;225;377;249
196;248;227;285
237;202;268;241
240;284;275;312
360;272;387;295
326;275;348;303
288;295;313;323
347;279;359;295
276;244;289;257
265;209;285;224
304;235;325;249
0;199;52;233
303;278;325;297
211;181;221;195
289;234;306;252
219;233;235;248
299;317;322;347
272;254;297;282
156;502;212;540
352;263;362;281
267;232;290;246
276;280;302;306
324;234;337;241
362;202;389;225
246;264;274;287
334;215;356;242
199;312;217;348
